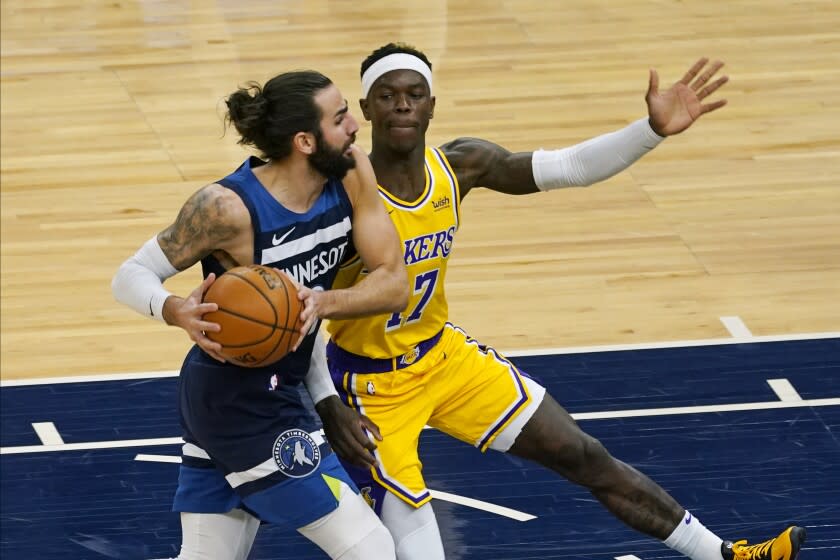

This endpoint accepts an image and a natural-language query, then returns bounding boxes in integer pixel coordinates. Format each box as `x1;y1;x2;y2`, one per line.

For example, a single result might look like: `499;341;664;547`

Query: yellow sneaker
721;526;806;560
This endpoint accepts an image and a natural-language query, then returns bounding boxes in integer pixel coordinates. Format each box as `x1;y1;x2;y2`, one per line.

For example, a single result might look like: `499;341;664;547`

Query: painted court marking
135;453;535;520
767;378;803;402
32;422;64;445
4;390;839;455
429;490;535;521
3;331;839;386
719;316;753;338
136;453;181;464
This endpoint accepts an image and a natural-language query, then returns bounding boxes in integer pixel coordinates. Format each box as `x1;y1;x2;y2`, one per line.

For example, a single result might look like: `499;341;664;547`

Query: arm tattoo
159;186;243;270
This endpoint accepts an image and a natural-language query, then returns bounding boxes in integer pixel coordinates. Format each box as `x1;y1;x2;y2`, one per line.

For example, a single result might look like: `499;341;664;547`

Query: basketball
202;265;303;367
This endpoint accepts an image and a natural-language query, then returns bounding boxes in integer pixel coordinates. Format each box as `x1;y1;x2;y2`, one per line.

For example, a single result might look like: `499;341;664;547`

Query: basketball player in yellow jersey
323;43;806;560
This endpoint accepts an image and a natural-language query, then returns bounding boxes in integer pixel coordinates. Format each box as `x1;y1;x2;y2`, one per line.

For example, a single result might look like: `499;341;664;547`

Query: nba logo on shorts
272;429;321;478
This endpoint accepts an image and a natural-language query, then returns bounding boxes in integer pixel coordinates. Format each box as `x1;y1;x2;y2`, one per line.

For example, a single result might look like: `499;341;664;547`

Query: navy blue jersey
178;157;355;479
200;156;353;386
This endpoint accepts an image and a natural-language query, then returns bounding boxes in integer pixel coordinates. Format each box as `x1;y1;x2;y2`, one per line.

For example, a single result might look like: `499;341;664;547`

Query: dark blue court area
2;337;839;559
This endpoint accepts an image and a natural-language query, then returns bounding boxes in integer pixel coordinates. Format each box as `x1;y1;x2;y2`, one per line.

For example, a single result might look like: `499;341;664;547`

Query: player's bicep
157;184;247;271
443;137;538;197
344;158;403;274
353;194;403;275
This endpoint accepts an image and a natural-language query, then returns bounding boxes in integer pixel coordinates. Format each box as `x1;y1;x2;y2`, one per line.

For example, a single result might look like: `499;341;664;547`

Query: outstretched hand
646;58;729;136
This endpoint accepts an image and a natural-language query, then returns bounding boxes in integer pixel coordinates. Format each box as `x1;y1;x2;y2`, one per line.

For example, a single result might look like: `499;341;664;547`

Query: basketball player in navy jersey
113;70;407;559
318;43;804;560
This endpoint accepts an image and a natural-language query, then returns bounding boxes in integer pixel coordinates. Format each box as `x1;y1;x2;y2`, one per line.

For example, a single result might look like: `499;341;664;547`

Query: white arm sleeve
111;236;179;322
305;331;339;405
532;117;665;190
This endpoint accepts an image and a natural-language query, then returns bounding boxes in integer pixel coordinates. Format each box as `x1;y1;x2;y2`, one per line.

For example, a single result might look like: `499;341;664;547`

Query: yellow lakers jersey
327;147;461;358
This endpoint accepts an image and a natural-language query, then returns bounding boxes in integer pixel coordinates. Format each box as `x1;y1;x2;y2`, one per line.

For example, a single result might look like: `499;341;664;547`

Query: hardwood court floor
2;1;839;378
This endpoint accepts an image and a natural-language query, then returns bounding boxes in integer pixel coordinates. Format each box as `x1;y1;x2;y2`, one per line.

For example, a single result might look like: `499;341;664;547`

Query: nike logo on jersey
685;512;693;524
272;227;296;246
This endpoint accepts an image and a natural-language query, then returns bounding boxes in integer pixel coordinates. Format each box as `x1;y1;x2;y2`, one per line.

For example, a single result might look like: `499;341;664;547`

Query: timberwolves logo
273;429;321;478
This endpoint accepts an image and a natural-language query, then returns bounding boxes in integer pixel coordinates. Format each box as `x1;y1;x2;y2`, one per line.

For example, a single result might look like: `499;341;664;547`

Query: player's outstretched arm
445;58;728;198
111;183;250;361
295;146;408;337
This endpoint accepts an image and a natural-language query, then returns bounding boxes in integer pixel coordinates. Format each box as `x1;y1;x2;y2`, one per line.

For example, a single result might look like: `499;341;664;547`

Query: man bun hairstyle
225;70;333;161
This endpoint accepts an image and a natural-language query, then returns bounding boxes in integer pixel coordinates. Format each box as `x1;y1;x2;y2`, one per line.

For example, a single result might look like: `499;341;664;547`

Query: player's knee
337;524;396;560
550;432;612;484
299;484;396;559
380;493;445;560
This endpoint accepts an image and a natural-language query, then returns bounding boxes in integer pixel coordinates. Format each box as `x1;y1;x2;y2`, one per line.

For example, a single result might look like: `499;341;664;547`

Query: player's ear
293;131;316;155
429;96;435;120
359;98;372;121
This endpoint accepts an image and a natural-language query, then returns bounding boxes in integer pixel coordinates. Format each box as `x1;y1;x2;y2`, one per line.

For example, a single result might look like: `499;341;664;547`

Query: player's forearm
532;118;665;190
305;332;339;405
111;236;179;323
321;264;409;319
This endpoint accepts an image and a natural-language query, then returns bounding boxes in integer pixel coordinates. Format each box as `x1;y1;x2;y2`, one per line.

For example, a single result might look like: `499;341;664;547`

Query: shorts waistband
326;329;444;374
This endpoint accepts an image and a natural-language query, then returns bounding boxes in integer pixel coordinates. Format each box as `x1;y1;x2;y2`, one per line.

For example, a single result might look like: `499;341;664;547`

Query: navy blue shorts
175;346;359;526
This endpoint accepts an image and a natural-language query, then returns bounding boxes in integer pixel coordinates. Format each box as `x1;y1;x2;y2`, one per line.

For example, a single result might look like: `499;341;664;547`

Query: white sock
663;510;724;560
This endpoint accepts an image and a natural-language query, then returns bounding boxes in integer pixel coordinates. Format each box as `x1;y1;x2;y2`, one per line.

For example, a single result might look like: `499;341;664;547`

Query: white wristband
305;331;339;405
533;118;664;190
111;236;178;322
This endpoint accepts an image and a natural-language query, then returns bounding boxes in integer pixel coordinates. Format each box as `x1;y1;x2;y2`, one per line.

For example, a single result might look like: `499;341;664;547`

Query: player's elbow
111;260;130;304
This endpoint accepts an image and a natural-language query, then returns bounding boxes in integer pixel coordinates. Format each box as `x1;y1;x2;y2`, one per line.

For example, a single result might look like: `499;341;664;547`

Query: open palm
647;58;729;136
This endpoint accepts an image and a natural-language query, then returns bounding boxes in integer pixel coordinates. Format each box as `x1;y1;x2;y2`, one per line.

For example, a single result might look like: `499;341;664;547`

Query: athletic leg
380;492;444;560
507;393;726;559
177;509;260;560
297;479;396;560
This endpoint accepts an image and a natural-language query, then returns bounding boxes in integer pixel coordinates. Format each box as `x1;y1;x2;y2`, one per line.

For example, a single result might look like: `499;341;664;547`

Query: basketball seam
256;267;296;365
213;269;282;366
228;269;280;328
212;308;298;349
208;266;300;367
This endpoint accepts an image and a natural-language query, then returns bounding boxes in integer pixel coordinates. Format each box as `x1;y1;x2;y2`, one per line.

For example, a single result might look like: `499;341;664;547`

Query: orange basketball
202;265;303;367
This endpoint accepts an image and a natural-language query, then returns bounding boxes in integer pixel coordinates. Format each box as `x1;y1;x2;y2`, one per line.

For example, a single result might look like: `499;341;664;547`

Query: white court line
767;378;803;402
429;490;535;521
32;422;64;445
720;316;753;338
572;397;839;421
1;436;183;455
136;453;182;463
615;555;643;560
131;453;537;521
3;397;839;455
2;331;839;386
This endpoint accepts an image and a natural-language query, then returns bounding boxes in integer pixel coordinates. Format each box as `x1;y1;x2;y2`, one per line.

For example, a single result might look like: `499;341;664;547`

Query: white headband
361;53;433;97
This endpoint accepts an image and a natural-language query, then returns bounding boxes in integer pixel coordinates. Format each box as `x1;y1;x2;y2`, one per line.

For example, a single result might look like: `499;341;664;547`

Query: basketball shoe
721;526;806;560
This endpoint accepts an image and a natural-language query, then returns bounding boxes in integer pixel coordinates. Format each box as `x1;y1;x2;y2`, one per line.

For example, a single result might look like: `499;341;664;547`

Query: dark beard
309;131;356;179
